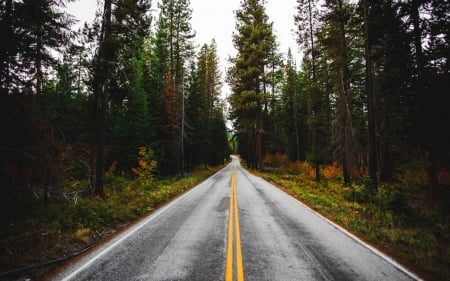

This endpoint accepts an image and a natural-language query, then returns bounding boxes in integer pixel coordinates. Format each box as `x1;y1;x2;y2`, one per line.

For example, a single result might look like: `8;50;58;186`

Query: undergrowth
257;162;450;281
0;165;223;280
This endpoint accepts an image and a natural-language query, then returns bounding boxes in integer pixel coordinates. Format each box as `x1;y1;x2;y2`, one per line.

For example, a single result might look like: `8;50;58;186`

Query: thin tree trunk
94;0;113;197
363;0;378;189
256;112;263;170
293;75;300;161
380;103;391;180
339;0;351;185
308;0;320;182
308;0;316;81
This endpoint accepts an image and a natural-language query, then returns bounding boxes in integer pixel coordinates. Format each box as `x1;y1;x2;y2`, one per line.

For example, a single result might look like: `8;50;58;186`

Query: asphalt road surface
48;156;422;281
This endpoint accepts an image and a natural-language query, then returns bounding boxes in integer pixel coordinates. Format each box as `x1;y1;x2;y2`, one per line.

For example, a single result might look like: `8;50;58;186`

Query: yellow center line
234;171;244;281
226;173;234;280
226;169;244;281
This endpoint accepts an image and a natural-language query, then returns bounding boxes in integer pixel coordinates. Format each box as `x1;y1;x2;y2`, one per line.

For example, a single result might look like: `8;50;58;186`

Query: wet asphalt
49;156;421;281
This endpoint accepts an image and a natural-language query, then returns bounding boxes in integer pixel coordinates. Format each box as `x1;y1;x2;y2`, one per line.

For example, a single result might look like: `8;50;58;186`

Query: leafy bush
322;162;342;180
132;147;157;183
345;183;375;204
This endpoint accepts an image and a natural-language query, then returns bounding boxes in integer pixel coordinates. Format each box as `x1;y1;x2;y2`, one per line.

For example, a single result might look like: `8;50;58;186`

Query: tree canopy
0;0;448;208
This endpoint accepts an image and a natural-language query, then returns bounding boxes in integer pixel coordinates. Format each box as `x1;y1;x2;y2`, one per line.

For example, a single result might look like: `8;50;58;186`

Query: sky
189;0;301;76
66;0;301;96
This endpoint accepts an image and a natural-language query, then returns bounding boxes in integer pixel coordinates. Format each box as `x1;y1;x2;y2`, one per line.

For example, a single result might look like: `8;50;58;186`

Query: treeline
0;0;229;211
228;0;449;190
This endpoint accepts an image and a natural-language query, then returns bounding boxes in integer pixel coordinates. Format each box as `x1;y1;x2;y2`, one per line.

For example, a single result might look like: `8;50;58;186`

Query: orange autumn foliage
322;162;342;180
132;147;157;180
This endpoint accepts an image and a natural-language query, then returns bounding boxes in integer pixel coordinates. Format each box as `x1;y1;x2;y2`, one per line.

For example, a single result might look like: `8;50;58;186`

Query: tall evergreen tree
160;71;180;174
157;0;195;174
321;0;358;185
185;60;205;168
92;0;113;196
295;0;324;181
281;49;309;161
362;0;377;187
262;36;283;156
91;0;153;192
106;0;152;173
401;0;450;192
187;40;226;167
0;0;76;204
364;0;411;183
147;15;169;169
16;0;75;94
0;0;75;94
228;0;277;169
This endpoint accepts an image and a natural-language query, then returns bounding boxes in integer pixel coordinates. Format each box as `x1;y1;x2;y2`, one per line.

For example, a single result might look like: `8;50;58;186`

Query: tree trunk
410;0;438;192
307;0;321;182
363;0;378;189
380;103;392;181
94;0;113;197
339;0;351;186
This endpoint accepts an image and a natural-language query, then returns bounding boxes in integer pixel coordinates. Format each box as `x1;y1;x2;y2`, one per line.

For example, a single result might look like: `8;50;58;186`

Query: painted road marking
226;169;244;281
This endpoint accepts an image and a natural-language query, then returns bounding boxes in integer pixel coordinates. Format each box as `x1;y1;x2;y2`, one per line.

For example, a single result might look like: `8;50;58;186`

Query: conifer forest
0;0;449;280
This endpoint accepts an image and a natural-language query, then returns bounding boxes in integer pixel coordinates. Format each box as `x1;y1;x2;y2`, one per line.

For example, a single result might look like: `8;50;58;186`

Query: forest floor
0;165;225;281
254;165;450;281
1;160;449;281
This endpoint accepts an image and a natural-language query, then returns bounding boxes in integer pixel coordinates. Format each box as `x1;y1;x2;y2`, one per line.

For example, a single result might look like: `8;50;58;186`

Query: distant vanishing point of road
48;156;422;281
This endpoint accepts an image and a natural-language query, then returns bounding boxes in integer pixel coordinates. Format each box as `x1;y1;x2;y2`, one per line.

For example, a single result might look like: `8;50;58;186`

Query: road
48;156;421;281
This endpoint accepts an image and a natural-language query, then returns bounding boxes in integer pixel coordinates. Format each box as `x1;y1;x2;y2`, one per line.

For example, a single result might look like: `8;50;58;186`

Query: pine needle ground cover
256;160;450;281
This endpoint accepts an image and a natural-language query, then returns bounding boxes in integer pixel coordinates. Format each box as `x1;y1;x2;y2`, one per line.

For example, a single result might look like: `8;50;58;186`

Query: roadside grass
2;156;449;281
257;167;450;281
0;165;224;280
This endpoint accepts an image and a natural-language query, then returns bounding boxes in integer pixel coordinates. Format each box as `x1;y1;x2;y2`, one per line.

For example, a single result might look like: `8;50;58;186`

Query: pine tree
147;15;169;168
185;60;205;168
0;0;75;203
0;0;75;94
320;0;360;185
295;0;324;181
405;0;450;192
262;33;283;156
364;0;411;183
16;0;75;94
106;0;152;173
157;0;195;174
188;40;226;167
281;49;309;161
228;0;277;169
91;0;153;192
92;0;113;196
362;0;377;187
160;71;180;174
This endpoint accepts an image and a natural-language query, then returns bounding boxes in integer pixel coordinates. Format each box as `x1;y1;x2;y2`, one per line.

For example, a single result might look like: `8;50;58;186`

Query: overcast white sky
66;0;301;96
189;0;301;71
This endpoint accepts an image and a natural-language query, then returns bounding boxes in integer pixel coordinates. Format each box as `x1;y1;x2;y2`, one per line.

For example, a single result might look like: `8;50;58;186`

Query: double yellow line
226;169;244;281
